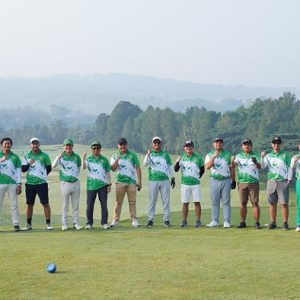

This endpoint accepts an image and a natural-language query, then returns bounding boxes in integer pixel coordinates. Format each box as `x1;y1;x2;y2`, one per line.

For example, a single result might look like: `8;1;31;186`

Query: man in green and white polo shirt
291;142;300;232
261;136;292;230
232;138;262;229
205;137;236;228
174;140;204;228
82;141;111;230
22;137;52;231
52;139;82;231
144;136;175;228
110;138;142;228
0;137;22;231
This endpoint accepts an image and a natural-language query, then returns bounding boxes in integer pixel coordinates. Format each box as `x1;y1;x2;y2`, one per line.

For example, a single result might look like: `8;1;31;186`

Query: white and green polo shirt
291;153;300;180
22;150;51;185
262;150;291;181
144;150;173;181
205;149;232;180
179;152;204;185
0;151;21;184
234;151;260;183
57;152;81;182
85;155;111;190
110;150;140;184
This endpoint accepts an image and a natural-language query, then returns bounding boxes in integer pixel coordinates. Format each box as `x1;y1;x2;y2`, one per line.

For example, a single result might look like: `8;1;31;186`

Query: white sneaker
85;224;92;230
46;224;53;230
62;224;68;231
131;219;140;228
73;224;82;230
295;227;300;232
22;224;32;231
110;220;119;228
223;221;231;228
206;220;219;228
102;224;109;229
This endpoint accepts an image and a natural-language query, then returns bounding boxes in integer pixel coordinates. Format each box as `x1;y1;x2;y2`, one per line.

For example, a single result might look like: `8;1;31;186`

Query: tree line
2;92;300;156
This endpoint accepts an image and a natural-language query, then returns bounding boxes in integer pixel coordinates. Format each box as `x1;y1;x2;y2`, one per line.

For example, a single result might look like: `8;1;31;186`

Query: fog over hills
0;73;298;116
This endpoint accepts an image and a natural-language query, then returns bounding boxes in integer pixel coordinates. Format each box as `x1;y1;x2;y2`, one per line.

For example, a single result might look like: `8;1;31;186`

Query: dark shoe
195;220;201;228
146;220;153;227
268;222;277;230
254;222;262;229
14;225;20;232
164;220;171;228
283;222;289;231
180;220;187;228
237;221;246;228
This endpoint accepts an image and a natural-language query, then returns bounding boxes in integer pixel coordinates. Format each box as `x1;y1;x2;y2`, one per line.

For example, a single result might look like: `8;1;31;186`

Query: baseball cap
30;137;40;143
63;138;74;145
272;136;282;144
242;138;252;145
213;136;224;142
184;140;194;147
91;141;101;147
118;138;128;145
152;136;162;143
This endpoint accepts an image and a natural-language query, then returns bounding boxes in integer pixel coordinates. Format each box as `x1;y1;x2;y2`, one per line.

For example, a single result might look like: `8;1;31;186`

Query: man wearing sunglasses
110;138;141;228
144;136;175;228
261;136;292;230
83;141;111;230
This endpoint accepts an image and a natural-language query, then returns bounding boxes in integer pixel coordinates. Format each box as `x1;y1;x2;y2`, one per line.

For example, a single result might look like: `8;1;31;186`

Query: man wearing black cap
205;137;235;228
174;140;204;228
110;138;142;228
261;136;292;230
144;136;175;228
82;141;111;230
232;138;262;229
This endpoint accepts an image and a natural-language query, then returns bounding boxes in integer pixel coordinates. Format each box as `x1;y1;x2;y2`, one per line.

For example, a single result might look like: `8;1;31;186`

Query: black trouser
86;186;108;225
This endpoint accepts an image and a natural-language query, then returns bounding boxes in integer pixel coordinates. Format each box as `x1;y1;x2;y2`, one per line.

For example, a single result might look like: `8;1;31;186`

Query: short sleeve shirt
0;151;21;184
22;150;51;185
263;150;291;181
110;150;140;184
58;152;81;182
205;149;232;180
179;152;204;185
234;150;260;183
291;153;300;180
85;155;111;190
146;150;172;181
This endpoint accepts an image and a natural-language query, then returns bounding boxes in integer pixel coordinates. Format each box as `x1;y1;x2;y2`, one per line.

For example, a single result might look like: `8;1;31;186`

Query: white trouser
61;181;80;226
148;180;170;222
0;184;19;226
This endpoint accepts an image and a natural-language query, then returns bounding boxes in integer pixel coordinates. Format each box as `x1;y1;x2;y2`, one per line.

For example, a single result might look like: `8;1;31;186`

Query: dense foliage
2;92;300;156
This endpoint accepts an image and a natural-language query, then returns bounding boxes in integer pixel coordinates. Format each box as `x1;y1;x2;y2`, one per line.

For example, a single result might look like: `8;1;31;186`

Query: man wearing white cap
205;137;236;228
22;137;52;230
144;136;175;228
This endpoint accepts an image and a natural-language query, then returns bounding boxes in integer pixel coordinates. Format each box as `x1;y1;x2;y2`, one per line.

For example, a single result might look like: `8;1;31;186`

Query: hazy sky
1;0;299;87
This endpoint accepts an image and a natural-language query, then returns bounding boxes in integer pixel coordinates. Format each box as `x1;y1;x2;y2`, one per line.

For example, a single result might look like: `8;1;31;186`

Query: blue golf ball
47;263;56;273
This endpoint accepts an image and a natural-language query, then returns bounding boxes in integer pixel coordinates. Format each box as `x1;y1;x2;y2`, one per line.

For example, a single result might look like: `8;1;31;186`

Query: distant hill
0;73;298;115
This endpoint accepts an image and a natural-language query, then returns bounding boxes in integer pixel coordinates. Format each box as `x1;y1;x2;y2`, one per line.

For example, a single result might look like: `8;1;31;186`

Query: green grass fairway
1;208;300;300
0;145;299;299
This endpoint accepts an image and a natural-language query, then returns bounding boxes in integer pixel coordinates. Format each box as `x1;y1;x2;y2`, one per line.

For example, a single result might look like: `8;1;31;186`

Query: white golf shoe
206;220;219;228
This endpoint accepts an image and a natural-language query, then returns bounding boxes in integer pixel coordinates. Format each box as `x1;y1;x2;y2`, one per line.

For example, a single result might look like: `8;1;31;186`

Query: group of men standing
0;135;300;232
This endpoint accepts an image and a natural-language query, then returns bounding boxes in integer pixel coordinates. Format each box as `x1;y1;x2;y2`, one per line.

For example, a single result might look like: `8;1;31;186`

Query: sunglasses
92;147;100;150
272;142;281;145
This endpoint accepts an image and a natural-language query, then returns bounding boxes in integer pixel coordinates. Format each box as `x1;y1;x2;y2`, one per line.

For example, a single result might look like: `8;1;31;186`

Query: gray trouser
148;180;170;222
61;181;80;226
209;178;231;223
